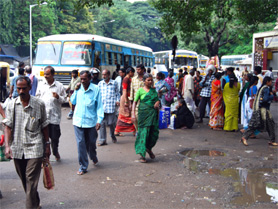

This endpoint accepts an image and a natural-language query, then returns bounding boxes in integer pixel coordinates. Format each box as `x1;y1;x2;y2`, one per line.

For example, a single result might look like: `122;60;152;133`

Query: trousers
48;124;61;157
14;156;43;209
199;96;211;119
99;112;117;142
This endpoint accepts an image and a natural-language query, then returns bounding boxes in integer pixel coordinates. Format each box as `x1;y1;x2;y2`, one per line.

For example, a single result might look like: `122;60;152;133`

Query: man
9;68;25;98
36;66;66;161
71;71;104;175
197;66;215;123
182;69;195;113
129;64;145;132
183;67;188;74
221;67;234;89
254;66;263;89
234;67;241;81
112;64;121;80
3;76;50;209
264;67;274;81
115;68;126;96
66;69;80;119
98;69;120;146
91;68;101;85
25;65;38;96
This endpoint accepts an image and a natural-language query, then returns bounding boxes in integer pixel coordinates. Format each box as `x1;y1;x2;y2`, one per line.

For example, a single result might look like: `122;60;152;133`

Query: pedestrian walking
132;73;160;163
3;76;50;209
71;70;104;175
9;68;25;99
97;69;120;146
66;69;80;119
115;68;126;96
115;67;136;136
36;66;66;161
25;65;38;96
241;76;277;146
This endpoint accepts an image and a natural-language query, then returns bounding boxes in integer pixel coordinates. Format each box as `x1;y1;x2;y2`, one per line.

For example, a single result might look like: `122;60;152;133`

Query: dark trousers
99;113;117;143
14;156;43;209
48;124;61;156
199;96;211;119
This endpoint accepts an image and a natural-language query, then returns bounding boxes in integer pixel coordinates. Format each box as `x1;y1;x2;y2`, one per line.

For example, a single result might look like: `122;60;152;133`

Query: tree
150;0;277;57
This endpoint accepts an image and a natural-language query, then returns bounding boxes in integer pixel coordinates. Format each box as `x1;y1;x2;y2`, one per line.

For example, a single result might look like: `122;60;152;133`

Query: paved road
1;104;278;209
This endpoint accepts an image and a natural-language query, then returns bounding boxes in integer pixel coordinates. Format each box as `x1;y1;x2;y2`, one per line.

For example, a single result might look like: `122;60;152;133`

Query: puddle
180;149;226;157
181;154;278;205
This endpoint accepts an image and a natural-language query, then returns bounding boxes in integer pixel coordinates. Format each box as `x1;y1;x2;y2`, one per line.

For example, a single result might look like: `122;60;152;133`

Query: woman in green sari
132;73;160;163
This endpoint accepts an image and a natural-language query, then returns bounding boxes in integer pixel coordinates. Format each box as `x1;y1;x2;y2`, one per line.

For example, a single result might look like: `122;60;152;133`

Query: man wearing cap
91;68;101;85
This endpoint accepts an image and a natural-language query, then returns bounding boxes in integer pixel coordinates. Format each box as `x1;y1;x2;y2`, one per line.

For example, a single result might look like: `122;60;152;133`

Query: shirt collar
82;83;95;92
15;96;34;109
44;80;57;87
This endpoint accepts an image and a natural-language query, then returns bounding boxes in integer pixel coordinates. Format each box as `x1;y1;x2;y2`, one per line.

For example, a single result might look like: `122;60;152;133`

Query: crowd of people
1;62;278;208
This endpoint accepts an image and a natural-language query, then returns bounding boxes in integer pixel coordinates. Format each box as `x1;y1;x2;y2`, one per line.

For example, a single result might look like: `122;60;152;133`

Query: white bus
33;34;154;85
221;54;250;70
197;54;209;75
154;49;199;76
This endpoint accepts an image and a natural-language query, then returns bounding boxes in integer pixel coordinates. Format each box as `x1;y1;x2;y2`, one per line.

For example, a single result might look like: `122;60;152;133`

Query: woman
209;72;224;130
223;74;241;131
174;99;195;129
240;73;252;126
165;71;177;106
155;72;171;106
132;73;160;163
242;76;277;146
115;67;136;135
242;76;258;131
193;71;202;107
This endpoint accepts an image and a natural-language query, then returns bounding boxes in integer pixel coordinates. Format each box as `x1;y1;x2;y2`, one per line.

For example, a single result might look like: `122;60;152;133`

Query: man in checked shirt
97;69;120;146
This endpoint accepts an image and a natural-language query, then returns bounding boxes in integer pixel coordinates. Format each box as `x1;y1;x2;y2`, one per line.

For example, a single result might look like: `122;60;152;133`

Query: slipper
98;141;108;146
77;170;87;175
268;142;278;146
139;157;147;163
240;137;248;146
115;133;124;137
146;149;155;159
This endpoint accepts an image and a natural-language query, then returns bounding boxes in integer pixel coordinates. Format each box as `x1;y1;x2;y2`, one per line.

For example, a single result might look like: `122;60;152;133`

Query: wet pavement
0;103;278;208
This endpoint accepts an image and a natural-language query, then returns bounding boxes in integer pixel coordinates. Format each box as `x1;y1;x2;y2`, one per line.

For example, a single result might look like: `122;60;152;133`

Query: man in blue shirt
98;69;120;146
9;68;25;98
71;70;104;175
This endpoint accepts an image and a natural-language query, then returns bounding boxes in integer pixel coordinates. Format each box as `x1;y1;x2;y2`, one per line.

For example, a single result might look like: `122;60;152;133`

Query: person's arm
115;82;120;104
3;102;13;159
0;104;5;118
262;88;274;102
9;85;13;98
53;84;67;104
96;88;104;130
42;126;51;158
129;78;134;101
70;89;78;105
200;76;206;87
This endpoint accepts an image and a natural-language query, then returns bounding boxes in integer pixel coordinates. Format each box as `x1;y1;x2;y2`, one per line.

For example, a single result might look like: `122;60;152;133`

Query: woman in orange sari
209;73;224;130
115;67;136;135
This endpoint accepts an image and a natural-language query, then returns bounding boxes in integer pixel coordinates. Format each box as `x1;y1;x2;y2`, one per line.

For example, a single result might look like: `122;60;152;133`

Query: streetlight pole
29;2;47;66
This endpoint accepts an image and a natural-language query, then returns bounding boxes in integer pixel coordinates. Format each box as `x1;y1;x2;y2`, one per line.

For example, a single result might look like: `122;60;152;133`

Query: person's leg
48;124;61;159
14;158;28;192
108;112;117;143
98;114;107;144
25;157;43;209
73;126;88;172
85;127;98;164
197;97;206;122
134;107;139;132
266;113;276;143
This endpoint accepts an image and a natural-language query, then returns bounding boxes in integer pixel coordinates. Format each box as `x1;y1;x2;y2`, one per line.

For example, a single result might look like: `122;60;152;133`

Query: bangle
45;141;51;145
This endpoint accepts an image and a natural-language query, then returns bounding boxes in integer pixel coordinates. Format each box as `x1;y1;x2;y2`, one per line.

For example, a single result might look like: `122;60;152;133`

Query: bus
197;54;209;75
221;54;250;70
33;34;154;86
154;49;199;76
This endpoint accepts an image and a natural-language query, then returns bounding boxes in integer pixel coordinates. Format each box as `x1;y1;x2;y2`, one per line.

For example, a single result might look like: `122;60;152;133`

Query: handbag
42;159;55;190
249;87;254;109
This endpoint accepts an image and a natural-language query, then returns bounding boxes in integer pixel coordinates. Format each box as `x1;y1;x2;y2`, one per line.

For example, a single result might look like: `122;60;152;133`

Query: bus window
101;44;105;64
94;51;101;68
133;56;136;66
35;41;61;65
61;42;92;65
107;52;112;65
118;54;123;66
124;55;130;67
114;53;118;65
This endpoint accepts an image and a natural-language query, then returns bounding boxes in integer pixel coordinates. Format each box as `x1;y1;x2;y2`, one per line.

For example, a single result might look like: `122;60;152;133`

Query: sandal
268;142;278;146
240;137;248;146
115;133;124;137
146;149;155;159
139;157;147;163
240;129;245;134
77;170;87;175
98;141;108;146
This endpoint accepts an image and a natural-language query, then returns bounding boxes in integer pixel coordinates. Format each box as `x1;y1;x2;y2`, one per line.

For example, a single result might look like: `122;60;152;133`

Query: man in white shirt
182;69;195;113
264;67;274;80
36;66;66;161
254;66;264;89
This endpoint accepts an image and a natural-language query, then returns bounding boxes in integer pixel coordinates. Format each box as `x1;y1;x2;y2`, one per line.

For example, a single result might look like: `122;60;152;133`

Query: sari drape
223;82;240;131
135;88;159;157
165;77;177;102
209;79;224;129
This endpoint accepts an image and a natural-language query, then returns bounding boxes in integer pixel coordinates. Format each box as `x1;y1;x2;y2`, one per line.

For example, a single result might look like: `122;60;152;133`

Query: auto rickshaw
0;62;10;102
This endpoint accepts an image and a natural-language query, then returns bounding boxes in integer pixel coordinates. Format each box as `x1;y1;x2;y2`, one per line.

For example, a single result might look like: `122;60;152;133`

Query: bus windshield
174;57;198;68
35;42;61;65
61;42;92;65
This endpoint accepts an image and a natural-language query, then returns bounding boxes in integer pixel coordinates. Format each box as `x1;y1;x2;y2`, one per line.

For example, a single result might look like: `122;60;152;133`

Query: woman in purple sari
165;71;177;106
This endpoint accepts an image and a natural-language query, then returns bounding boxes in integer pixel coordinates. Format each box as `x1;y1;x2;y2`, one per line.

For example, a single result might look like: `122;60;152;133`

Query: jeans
73;126;98;172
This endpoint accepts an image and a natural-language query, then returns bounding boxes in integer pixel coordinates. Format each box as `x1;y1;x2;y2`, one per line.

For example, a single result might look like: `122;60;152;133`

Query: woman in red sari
115;67;136;134
209;72;224;130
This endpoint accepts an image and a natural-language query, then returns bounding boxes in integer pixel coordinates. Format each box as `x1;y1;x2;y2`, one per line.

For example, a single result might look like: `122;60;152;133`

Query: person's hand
75;83;81;90
154;101;160;110
95;123;101;131
5;145;13;159
116;102;120;106
45;144;51;159
52;92;59;99
131;115;135;124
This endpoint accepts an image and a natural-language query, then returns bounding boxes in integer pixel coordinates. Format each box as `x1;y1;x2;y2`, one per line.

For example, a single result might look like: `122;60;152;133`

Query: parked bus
221;54;250;70
197;54;209;75
33;34;154;86
154;49;199;76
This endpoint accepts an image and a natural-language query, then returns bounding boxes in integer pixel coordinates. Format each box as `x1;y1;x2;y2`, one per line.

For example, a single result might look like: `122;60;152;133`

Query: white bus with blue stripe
33;34;154;86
